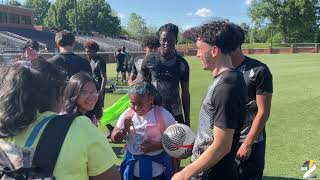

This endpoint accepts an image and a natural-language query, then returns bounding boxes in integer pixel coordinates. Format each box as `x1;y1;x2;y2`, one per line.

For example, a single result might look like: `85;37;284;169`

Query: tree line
7;0;320;43
7;0;157;40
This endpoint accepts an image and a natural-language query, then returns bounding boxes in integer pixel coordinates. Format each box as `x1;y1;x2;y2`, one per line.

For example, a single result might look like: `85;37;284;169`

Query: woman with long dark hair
62;72;101;125
0;59;120;179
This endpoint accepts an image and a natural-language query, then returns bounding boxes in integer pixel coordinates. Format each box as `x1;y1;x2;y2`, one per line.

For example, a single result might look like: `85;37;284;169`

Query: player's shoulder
245;56;269;70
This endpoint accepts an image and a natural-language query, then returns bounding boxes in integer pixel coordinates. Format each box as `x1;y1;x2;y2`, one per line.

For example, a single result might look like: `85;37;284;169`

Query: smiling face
129;94;154;116
76;81;99;114
160;31;176;59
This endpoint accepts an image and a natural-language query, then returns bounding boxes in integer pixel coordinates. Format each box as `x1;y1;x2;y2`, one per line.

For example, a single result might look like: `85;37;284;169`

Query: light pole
74;0;79;35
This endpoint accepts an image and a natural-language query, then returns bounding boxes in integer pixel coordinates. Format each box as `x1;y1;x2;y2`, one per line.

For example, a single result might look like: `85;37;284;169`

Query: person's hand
123;116;133;132
141;139;161;153
236;143;252;161
171;172;189;180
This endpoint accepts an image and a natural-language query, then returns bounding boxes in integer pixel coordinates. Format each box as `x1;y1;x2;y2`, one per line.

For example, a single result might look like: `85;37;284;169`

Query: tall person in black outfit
231;24;273;180
140;23;190;126
84;41;114;136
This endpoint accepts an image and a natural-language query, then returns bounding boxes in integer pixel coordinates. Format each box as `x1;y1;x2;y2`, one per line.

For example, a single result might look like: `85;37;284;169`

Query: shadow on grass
263;176;302;180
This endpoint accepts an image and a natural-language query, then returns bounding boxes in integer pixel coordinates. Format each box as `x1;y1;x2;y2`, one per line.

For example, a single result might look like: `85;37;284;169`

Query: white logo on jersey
249;69;255;79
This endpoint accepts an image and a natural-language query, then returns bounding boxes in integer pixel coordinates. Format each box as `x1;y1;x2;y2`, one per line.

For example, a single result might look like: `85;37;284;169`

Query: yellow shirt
3;111;117;180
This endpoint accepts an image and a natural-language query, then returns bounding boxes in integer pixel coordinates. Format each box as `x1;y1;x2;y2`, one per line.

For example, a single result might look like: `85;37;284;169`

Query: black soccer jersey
48;52;92;79
140;52;189;116
236;56;273;142
90;56;106;89
191;69;247;176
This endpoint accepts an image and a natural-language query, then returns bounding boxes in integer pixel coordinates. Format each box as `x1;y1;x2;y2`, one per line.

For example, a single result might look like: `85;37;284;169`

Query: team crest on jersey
249;69;255;79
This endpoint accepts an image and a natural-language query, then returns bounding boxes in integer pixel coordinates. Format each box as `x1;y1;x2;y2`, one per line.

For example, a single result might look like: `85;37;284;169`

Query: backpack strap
154;106;165;134
32;113;79;177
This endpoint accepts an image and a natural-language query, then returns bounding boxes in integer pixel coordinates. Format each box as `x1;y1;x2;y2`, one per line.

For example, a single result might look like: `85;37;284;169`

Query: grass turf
104;54;320;179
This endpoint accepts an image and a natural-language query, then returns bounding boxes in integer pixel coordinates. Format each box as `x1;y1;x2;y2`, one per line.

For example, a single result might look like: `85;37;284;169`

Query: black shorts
116;65;125;72
126;66;132;73
201;161;239;180
237;140;266;180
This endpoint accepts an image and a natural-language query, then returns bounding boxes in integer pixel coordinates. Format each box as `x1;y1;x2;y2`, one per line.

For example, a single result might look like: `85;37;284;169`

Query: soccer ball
162;123;195;159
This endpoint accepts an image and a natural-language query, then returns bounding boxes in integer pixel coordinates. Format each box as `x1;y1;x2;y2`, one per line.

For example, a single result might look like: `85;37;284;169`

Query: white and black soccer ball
162;123;195;159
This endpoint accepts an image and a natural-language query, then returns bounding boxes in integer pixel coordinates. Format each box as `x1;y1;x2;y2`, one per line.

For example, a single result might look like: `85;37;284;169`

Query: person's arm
128;73;137;86
139;59;151;82
141;139;163;153
181;81;190;126
128;63;138;86
90;165;120;180
180;59;191;126
100;59;107;93
111;127;127;144
111;113;132;143
237;93;272;160
237;65;273;160
172;126;235;180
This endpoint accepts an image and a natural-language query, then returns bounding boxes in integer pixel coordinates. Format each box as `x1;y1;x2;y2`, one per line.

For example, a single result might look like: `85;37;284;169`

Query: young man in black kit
140;23;190;126
231;24;273;180
172;20;247;180
48;31;91;79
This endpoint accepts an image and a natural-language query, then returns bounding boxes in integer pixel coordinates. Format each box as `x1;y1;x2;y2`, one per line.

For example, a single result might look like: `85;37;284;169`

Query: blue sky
107;0;253;30
17;0;253;31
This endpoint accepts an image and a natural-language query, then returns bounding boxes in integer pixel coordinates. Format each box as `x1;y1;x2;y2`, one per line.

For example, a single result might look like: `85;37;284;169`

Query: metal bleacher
0;30;48;53
77;35;142;52
0;27;55;51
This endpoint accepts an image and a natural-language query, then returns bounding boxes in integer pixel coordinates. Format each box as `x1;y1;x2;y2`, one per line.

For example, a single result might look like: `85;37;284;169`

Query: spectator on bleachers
48;31;91;79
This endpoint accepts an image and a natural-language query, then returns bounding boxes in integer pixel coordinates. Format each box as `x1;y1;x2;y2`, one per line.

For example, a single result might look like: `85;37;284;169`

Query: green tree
8;0;21;6
146;25;159;35
76;0;121;36
239;22;250;43
249;0;320;43
44;0;74;31
125;13;148;40
45;0;121;36
24;0;50;25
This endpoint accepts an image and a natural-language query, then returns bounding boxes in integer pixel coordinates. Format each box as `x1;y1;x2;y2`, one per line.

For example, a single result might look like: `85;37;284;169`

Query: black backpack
0;113;78;180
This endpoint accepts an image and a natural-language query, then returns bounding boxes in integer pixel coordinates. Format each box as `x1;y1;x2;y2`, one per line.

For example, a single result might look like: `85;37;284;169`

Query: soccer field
105;54;320;179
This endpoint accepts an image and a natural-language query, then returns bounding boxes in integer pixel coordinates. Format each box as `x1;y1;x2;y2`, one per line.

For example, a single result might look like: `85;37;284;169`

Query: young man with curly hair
172;20;247;180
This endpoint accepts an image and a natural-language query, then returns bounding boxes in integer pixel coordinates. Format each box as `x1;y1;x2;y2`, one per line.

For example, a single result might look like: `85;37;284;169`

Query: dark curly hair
232;23;245;47
0;59;66;137
55;30;75;47
197;20;240;54
84;40;100;52
141;35;160;49
158;23;179;42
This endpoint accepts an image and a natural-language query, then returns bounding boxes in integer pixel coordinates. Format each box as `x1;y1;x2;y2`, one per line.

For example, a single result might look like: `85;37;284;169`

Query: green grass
104;54;320;179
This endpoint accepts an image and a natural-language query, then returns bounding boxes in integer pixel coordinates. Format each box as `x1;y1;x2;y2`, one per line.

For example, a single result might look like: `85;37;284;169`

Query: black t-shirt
115;52;125;67
48;52;92;79
191;69;247;176
140;52;189;116
131;57;144;75
90;56;106;88
236;56;273;142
